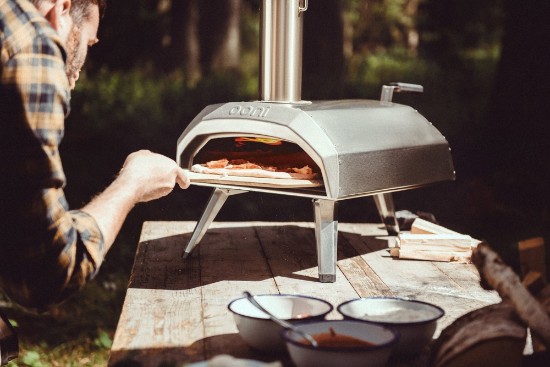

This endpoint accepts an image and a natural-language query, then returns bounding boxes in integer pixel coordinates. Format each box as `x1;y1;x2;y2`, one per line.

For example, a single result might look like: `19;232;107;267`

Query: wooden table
108;221;501;367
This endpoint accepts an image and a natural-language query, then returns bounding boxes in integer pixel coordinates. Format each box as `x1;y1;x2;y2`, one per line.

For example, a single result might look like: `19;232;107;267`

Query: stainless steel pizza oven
176;0;455;282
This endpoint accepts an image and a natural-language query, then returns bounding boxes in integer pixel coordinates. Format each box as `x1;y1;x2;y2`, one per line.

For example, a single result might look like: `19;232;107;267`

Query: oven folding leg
183;188;247;258
313;199;338;283
373;193;400;236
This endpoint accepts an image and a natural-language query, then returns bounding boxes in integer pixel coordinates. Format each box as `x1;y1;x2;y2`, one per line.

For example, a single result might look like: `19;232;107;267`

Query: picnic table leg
313;199;338;283
183;188;247;258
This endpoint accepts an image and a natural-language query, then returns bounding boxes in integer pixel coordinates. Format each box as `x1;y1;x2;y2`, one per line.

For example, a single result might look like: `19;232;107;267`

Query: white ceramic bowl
337;297;444;355
281;320;398;367
228;294;333;353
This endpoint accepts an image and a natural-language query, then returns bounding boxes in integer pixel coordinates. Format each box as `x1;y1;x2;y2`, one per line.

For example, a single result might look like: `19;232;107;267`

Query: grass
2;276;125;367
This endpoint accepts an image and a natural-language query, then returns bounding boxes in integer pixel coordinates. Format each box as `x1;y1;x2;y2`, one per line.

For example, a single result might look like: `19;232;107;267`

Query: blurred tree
483;0;550;182
303;0;346;99
168;0;201;85
89;0;169;70
346;0;420;53
90;0;244;78
199;0;242;75
418;0;505;63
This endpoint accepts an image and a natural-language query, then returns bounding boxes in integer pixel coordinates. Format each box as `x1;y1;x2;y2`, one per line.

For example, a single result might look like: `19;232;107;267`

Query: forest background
2;0;550;366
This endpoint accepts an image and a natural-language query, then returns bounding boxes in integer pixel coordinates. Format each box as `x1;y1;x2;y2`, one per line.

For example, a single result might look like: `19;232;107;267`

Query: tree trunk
483;0;550;178
479;0;550;220
169;0;202;85
199;0;242;75
405;0;420;53
302;0;346;99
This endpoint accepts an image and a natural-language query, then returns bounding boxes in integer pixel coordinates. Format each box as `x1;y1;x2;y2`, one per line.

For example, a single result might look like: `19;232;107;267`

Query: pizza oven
176;0;455;282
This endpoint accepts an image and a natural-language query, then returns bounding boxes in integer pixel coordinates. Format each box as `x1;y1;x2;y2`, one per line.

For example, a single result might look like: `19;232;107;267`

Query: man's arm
0;1;189;310
81;150;190;251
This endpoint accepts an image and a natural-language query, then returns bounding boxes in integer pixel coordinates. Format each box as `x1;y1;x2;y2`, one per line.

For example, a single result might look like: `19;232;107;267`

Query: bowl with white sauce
337;297;444;355
228;294;333;354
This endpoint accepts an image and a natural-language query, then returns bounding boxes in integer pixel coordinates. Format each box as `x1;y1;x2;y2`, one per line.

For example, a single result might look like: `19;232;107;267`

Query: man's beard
65;25;84;87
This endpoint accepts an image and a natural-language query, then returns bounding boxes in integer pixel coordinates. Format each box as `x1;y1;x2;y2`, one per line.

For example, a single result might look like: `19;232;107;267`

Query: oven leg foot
373;193;400;236
183;188;247;258
313;199;338;283
318;274;337;283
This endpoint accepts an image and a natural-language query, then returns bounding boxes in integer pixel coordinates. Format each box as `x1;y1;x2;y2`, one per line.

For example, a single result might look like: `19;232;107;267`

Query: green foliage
348;47;433;94
93;330;113;349
418;0;505;60
345;0;420;50
1;274;126;367
70;68;187;135
20;352;44;367
70;67;258;138
345;46;499;141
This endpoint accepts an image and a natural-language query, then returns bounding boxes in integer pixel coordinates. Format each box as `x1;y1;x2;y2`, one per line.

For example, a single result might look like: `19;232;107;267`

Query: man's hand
81;150;190;249
119;150;191;203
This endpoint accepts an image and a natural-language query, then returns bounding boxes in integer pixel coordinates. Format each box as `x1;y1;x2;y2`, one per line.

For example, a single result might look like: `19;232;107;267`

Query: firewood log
396;248;471;263
397;233;473;251
472;242;550;348
410;218;461;235
429;301;527;367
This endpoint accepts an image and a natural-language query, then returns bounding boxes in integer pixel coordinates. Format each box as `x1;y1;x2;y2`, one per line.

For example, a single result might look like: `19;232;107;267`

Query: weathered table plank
339;223;501;334
254;223;361;319
109;221;501;367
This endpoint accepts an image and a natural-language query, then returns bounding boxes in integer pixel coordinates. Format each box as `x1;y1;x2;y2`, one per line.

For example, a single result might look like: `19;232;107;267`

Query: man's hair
30;0;106;22
70;0;106;23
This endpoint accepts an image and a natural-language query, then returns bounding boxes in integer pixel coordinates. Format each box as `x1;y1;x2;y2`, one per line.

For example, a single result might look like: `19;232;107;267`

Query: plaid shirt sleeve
0;0;105;311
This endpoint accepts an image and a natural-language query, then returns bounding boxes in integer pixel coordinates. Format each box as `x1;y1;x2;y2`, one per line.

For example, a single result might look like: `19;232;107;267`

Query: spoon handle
243;291;319;347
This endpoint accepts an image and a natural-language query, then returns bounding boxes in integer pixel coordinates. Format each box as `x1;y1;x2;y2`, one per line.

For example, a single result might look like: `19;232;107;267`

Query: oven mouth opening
195;136;319;169
187;136;325;191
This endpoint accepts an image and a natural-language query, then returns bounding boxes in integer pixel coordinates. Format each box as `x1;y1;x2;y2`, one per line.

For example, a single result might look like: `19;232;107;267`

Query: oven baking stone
185;171;323;188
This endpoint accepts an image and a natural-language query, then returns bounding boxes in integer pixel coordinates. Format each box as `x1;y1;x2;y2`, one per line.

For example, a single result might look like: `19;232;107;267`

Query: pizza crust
191;164;318;180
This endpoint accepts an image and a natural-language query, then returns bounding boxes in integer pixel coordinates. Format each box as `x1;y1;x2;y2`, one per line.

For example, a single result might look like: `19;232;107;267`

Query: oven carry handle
299;0;308;13
380;82;424;104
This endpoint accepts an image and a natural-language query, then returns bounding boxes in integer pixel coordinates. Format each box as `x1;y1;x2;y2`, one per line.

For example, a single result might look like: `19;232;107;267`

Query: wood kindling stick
472;242;550;348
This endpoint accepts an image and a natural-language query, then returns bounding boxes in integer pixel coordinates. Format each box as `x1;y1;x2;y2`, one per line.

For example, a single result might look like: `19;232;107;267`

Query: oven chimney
260;0;308;103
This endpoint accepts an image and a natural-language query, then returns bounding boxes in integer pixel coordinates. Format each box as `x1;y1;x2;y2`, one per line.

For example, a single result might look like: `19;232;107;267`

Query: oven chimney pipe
260;0;308;103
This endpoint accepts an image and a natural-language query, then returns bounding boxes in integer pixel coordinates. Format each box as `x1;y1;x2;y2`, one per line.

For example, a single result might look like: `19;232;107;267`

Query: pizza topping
292;166;314;175
205;159;284;172
205;158;229;168
191;158;318;180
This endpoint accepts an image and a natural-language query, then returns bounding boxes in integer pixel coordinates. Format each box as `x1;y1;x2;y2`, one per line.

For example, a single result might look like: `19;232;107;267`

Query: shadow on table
127;224;390;290
109;333;292;367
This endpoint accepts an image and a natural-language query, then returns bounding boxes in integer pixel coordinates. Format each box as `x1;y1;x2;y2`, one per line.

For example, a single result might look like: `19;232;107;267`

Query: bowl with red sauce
337;297;444;355
228;294;333;354
281;320;398;367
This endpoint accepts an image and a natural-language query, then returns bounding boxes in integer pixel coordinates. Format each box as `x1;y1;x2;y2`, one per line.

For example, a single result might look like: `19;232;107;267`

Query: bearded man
0;0;190;311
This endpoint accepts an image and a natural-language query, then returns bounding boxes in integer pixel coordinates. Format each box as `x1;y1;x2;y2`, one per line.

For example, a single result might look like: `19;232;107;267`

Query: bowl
281;320;398;367
228;294;333;353
337;297;444;355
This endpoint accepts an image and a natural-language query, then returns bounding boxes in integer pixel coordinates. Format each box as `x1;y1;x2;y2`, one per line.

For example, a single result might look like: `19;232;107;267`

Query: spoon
243;291;319;348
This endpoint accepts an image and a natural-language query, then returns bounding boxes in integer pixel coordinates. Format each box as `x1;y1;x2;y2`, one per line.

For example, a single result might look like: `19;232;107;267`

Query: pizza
191;158;318;180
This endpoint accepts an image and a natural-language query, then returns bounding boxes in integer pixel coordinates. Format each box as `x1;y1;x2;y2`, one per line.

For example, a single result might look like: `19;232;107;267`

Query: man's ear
43;0;72;42
43;0;71;31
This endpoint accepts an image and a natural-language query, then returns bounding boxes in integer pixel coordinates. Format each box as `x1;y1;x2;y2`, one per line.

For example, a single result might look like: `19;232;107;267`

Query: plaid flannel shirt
0;0;105;311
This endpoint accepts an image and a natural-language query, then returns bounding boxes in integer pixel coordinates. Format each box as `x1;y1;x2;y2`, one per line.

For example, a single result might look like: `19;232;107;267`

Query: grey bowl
337;297;444;355
228;294;333;353
281;320;398;367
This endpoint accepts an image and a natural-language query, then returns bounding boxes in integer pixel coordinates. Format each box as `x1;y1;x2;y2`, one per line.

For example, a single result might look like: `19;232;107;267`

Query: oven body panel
176;100;455;200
